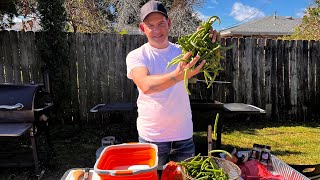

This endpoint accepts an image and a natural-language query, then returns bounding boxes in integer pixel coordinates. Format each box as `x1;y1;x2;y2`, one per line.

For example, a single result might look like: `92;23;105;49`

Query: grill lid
0;84;40;110
0;83;46;123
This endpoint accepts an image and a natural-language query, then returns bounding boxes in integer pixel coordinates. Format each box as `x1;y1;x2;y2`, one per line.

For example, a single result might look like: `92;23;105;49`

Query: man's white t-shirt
126;42;192;142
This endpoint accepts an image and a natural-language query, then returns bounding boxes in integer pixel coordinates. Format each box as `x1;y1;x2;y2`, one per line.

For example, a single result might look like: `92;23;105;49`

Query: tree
0;0;39;31
18;0;38;31
109;0;204;36
108;0;142;32
37;0;72;124
283;0;320;40
169;0;204;36
65;0;110;33
0;0;17;30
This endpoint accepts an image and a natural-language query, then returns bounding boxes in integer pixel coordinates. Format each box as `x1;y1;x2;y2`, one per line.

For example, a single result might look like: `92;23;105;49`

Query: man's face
139;12;171;48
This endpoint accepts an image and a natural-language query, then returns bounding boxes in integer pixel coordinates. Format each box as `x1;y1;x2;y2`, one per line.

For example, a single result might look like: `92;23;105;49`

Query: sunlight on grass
194;125;320;165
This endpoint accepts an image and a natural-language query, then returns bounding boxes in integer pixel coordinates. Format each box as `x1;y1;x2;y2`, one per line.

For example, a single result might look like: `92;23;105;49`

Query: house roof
221;15;302;36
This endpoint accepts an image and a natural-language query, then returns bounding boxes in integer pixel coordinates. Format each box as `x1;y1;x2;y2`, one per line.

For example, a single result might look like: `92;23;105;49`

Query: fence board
237;38;245;103
114;34;122;102
119;35;129;102
68;33;80;123
302;41;309;121
86;34;97;122
27;32;38;83
2;31;13;83
264;39;272;119
227;38;239;103
96;34;104;104
270;40;279;120
242;38;254;104
296;41;308;121
0;32;5;83
289;41;298;120
315;42;320;118
257;39;265;108
283;40;293;119
108;34;116;103
252;38;263;108
76;33;88;122
86;33;96;122
224;38;234;103
308;40;319;119
124;35;132;102
18;32;30;83
101;34;110;104
277;40;285;120
33;32;43;83
9;31;21;83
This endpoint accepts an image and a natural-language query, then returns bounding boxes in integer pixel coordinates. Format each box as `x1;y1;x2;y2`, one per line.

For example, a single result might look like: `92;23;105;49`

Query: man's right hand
171;52;206;82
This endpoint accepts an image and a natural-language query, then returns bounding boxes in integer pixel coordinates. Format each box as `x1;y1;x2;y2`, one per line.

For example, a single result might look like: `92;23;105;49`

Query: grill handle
0;103;24;110
34;103;54;112
90;104;106;113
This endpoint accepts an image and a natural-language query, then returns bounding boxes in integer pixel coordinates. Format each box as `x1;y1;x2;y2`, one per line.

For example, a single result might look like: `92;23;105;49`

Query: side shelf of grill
0;123;32;136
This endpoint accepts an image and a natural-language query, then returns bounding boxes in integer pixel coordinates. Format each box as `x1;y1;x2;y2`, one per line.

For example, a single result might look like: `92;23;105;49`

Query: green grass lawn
193;118;320;165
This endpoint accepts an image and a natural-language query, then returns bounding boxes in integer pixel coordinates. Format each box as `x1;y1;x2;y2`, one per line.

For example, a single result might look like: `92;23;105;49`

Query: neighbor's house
221;15;302;39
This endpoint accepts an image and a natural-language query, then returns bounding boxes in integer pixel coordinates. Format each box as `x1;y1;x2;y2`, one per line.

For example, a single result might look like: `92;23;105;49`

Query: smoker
0;83;53;175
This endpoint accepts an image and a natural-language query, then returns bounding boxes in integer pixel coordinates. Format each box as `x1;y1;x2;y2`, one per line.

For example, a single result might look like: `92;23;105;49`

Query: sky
196;0;313;30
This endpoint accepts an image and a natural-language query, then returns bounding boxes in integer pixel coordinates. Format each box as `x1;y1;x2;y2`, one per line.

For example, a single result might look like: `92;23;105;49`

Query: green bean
212;113;219;140
184;69;190;94
166;15;234;94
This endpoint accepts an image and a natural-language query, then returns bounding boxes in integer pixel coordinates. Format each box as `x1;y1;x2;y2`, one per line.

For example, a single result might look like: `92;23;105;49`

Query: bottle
260;145;271;166
234;150;247;164
249;143;262;160
229;148;246;165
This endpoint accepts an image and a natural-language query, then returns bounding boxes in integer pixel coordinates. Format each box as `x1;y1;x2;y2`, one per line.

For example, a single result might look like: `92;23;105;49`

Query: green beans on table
177;150;232;180
166;16;234;94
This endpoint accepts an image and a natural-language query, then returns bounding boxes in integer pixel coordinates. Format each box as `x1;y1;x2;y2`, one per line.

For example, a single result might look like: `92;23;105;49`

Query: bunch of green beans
166;16;234;94
177;150;232;180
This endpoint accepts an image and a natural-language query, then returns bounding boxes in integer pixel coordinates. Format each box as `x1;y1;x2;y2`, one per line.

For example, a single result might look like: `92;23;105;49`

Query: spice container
260;145;271;166
249;143;262;160
234;150;247;164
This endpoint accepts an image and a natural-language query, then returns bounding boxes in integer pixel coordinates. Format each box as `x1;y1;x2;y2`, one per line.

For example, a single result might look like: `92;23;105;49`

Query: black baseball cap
140;1;168;22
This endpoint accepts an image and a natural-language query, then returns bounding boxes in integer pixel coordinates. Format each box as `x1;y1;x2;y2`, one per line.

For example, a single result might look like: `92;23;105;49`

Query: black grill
0;83;53;176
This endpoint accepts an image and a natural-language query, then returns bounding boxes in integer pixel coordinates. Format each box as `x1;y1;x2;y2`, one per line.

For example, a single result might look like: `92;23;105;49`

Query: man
126;0;220;167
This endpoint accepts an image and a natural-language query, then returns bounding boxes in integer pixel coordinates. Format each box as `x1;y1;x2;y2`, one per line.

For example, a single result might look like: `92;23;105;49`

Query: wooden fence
0;31;319;123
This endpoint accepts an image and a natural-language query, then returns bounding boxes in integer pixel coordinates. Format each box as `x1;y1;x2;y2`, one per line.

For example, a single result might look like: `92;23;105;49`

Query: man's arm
131;52;205;94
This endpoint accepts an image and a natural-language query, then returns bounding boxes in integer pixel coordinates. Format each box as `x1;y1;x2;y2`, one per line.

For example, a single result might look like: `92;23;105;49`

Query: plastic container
101;136;116;146
260;145;271;167
96;136;116;159
94;143;158;180
249;143;263;161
